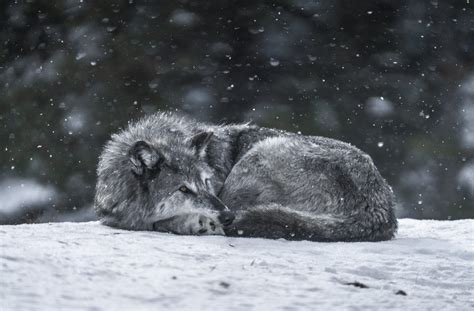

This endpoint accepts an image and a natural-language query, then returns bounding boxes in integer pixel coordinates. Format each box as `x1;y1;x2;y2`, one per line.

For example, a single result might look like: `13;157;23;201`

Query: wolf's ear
129;141;162;178
189;131;214;156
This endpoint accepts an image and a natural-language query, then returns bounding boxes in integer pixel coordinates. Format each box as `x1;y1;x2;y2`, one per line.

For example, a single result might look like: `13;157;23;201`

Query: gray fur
95;112;397;241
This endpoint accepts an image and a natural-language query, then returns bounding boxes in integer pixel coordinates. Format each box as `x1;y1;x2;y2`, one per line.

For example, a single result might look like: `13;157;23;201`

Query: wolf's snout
218;211;235;226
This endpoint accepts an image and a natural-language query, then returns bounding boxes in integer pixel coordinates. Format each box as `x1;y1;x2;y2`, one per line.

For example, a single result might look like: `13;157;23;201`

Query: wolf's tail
225;204;397;242
304;205;397;242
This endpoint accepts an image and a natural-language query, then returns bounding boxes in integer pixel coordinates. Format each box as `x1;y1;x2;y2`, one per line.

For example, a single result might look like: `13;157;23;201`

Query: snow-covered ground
1;219;473;310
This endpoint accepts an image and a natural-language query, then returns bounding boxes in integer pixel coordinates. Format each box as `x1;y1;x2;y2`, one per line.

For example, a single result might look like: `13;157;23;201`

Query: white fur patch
200;171;215;193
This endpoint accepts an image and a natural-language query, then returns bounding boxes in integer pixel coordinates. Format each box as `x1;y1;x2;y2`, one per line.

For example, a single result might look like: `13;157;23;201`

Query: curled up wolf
95;112;397;242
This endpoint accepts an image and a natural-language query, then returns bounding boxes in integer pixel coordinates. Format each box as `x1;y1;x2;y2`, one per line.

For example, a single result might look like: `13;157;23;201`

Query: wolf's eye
179;186;190;193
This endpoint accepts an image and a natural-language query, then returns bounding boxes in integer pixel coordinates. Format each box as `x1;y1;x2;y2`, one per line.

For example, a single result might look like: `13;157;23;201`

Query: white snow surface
1;219;473;310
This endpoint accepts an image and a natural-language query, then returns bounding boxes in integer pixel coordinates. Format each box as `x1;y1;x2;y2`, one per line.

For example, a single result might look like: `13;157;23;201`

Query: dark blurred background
1;0;473;224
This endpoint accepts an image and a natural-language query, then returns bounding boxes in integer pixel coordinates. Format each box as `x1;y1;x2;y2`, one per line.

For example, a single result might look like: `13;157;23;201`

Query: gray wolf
95;112;397;241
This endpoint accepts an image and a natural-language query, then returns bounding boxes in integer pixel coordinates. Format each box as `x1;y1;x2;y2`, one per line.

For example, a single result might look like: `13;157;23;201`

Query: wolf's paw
189;215;224;236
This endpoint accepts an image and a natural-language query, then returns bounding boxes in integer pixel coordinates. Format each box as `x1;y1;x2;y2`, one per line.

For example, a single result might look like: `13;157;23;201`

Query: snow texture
1;219;473;310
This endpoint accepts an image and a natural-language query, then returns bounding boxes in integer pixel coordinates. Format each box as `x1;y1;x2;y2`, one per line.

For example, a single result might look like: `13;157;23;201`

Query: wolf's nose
218;211;235;226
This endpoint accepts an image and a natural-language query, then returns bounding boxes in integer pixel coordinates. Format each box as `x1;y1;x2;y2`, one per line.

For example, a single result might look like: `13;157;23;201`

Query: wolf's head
95;128;234;235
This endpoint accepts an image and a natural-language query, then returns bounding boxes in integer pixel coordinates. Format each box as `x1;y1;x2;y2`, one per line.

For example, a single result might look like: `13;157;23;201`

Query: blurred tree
0;0;472;223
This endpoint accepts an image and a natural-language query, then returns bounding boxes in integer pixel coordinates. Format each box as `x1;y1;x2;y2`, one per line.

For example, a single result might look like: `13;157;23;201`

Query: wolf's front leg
184;214;225;236
152;214;225;236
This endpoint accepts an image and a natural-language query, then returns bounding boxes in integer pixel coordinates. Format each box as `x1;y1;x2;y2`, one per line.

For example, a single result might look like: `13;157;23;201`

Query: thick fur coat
95;112;397;241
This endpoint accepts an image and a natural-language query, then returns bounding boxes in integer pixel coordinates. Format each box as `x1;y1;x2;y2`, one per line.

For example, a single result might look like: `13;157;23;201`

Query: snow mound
1;219;473;310
0;179;57;217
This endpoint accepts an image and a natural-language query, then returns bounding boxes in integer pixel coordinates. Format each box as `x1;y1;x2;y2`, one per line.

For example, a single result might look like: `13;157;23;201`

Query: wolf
95;112;397;241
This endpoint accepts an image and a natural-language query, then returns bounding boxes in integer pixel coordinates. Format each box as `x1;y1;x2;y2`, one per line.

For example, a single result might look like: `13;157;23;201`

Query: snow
0;179;57;216
1;219;473;310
